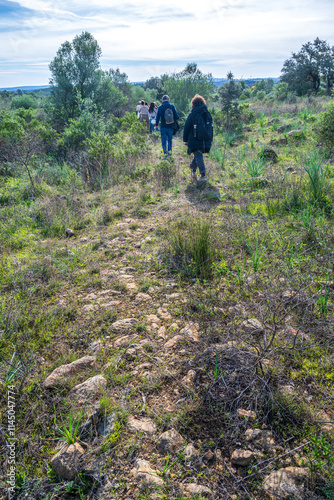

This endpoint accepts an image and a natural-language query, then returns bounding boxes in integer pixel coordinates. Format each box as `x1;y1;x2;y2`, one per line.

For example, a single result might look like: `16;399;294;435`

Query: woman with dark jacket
183;94;213;182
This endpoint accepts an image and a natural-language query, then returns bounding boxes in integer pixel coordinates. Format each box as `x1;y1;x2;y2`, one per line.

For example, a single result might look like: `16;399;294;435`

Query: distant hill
212;77;280;87
0;85;51;92
1;77;280;94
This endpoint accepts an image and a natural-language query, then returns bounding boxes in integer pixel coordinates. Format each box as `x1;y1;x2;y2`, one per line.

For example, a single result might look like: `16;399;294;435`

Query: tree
163;63;214;115
49;32;102;122
281;38;334;96
218;72;242;128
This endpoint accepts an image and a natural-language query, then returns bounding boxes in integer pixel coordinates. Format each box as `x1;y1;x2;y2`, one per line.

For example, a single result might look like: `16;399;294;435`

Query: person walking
155;95;179;158
148;102;158;133
139;100;150;131
136;100;142;118
183;94;213;182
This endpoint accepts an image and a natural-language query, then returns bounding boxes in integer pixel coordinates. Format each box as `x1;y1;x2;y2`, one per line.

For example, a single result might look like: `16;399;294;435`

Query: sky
1;0;334;87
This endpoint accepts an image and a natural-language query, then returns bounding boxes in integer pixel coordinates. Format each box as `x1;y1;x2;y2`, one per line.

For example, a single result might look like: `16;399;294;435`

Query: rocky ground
1;135;333;499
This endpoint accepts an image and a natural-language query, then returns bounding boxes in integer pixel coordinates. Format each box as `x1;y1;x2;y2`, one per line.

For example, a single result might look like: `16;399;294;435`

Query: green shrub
316;102;334;150
10;95;36;110
154;159;176;187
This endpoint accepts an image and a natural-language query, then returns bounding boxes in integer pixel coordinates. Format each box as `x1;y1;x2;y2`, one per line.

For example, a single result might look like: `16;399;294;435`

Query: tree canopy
281;38;334;96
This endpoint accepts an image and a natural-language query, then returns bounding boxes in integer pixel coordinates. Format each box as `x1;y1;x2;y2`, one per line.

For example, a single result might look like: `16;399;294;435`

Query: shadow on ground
185;180;223;211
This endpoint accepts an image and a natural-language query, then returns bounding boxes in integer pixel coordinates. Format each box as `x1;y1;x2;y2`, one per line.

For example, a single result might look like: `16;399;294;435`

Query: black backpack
163;105;174;124
194;110;213;140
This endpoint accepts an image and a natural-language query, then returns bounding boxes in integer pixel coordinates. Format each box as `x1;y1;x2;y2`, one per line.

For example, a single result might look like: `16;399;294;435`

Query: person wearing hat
155;95;179;158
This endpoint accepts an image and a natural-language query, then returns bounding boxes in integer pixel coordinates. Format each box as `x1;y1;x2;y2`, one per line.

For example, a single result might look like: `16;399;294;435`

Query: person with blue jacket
155;95;179;158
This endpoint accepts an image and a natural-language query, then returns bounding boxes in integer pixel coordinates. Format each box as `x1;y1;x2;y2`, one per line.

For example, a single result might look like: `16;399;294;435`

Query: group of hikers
136;94;213;182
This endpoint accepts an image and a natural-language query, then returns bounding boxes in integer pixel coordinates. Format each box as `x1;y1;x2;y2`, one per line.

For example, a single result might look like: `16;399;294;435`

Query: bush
10;95;36;110
154;159;176;187
316;101;334;150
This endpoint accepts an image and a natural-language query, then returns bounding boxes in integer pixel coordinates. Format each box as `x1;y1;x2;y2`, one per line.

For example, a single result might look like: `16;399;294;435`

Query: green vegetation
0;32;334;500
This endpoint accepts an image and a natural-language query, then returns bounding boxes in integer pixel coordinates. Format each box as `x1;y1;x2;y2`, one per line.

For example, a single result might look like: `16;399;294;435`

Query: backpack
163;105;174;124
194;110;213;140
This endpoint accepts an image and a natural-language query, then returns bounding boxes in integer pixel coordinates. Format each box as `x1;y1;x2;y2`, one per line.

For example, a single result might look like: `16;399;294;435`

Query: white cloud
1;0;334;86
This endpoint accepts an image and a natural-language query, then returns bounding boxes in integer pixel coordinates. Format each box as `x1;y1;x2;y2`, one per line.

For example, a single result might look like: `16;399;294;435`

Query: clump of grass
165;215;218;279
246;158;265;178
53;405;86;445
302;151;329;204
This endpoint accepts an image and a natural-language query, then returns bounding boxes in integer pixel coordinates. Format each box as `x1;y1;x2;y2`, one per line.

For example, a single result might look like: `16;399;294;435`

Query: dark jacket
183;104;213;154
156;101;179;129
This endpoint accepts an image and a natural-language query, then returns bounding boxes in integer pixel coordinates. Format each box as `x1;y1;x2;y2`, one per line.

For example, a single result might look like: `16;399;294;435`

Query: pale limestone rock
146;314;161;326
245;429;275;453
236;409;257;419
128;416;157;434
180;323;200;341
231;449;254;466
157;429;185;454
99;300;120;308
50;443;84;480
126;282;138;292
113;334;138;348
157;307;172;321
111;318;137;332
82;304;97;312
43;356;96;388
69;375;107;404
164;335;183;349
262;467;309;499
135;293;152;302
132;459;163;486
157;326;166;339
181;370;196;387
242;318;263;333
183;443;199;459
88;340;104;354
179;483;212;497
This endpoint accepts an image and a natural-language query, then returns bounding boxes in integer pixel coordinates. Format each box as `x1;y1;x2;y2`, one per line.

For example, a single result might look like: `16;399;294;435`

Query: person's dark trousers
190;150;206;175
160;127;174;155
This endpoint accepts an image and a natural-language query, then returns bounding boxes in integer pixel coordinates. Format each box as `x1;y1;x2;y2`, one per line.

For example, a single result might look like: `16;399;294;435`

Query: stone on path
180;323;200;342
110;318;137;332
50;442;84;480
134;293;152;303
69;375;107;404
179;483;212;497
128;416;157;435
236;409;257;419
183;443;199;459
132;459;163;486
231;449;254;466
157;307;172;321
113;334;138;348
157;429;185;454
164;335;183;349
43;356;96;388
262;467;309;499
245;428;275;453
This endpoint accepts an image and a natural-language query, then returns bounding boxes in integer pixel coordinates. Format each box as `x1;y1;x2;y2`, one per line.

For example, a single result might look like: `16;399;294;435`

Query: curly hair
191;94;206;107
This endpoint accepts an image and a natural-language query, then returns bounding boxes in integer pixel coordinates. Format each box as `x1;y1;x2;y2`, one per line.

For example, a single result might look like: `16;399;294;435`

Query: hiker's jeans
160;127;173;155
190;150;206;175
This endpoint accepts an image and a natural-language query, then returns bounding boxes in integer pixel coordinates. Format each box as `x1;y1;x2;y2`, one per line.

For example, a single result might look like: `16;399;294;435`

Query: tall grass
302;151;329;203
165;216;217;279
246;158;265;178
